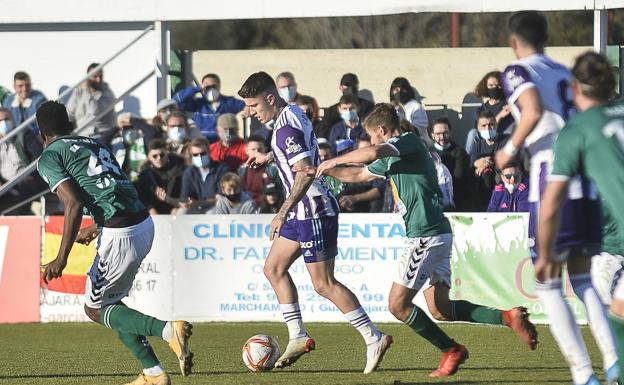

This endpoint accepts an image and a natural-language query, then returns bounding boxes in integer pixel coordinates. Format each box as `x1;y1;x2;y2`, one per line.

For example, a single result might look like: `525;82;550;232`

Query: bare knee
312;280;333;298
84;305;101;323
388;299;411;321
427;304;450;321
263;263;287;282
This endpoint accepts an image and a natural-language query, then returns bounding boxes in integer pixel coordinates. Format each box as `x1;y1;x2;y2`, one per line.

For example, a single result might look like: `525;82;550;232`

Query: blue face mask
192;154;210;168
479;130;497;141
0;120;13;136
340;110;358;123
433;142;451;151
278;86;296;102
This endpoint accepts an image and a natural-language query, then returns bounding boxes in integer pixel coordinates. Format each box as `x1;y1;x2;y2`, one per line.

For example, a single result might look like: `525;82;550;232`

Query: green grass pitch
0;322;608;384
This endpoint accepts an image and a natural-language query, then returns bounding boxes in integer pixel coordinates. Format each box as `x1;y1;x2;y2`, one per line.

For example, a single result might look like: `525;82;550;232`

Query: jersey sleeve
550;126;583;181
37;150;70;192
367;157;389;177
502;64;535;105
275;124;312;165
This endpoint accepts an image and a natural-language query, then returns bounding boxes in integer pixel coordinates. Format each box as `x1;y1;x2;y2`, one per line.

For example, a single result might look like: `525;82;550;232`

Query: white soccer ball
242;334;280;372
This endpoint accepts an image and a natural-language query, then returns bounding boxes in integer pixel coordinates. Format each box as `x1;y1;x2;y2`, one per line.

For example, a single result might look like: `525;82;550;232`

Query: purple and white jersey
502;53;575;155
271;104;339;220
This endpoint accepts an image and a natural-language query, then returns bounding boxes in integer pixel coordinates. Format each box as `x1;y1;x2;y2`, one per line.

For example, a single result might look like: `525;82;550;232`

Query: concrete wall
193;46;590;145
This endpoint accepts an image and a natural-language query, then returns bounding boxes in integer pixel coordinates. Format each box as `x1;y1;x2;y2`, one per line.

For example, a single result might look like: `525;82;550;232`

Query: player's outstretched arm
246;152;274;169
535;180;568;280
42;180;84;284
315;144;399;178
324;165;381;184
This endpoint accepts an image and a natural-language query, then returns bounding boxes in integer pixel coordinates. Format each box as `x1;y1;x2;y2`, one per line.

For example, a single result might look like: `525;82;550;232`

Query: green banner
447;213;587;324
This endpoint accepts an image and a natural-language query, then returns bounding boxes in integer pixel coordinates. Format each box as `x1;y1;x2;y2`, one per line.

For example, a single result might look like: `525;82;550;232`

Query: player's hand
291;164;317;176
269;214;286;241
316;159;338;178
534;256;558;282
41;258;68;284
339;195;356;211
180;197;194;209
495;149;514;170
155;187;167;202
246;153;270;169
75;224;99;246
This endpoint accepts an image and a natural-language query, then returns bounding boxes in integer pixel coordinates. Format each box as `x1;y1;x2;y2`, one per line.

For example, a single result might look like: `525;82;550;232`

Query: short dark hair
318;142;333;153
87;63;101;74
238;71;277;99
201;73;221;84
246;135;266;145
340;73;359;87
475;71;502;98
189;137;209;149
477;110;496;121
362;103;400;133
509;11;548;50
430;117;452;134
166;110;187;126
572;51;615;102
36;101;72;137
276;71;295;83
339;94;359;107
14;71;30;82
148;138;167;152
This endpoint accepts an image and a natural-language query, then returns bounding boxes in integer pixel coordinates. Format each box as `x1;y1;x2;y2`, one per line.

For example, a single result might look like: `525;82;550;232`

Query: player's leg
609;276;624;385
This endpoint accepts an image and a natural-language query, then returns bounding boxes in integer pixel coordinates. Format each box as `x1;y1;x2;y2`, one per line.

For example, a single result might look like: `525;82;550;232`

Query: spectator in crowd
151;98;201;139
0;85;10;104
3;71;47;136
275;71;300;104
211;172;257;214
319;73;374;137
179;137;228;214
475;70;514;134
173;73;245;142
257;182;284;214
137;138;186;215
295;94;322;135
328;94;369;155
66;63;117;144
487;161;529;212
0;107;44;214
430;150;455;211
389;77;431;146
209;113;247;172
470;111;510;211
429;117;474;211
237;135;280;206
165;110;200;158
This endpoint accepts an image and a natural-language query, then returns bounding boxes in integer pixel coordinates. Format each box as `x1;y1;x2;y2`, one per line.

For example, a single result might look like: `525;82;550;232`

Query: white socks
143;364;164;376
571;274;619;371
281;303;307;339
161;321;173;341
536;278;594;384
345;307;381;345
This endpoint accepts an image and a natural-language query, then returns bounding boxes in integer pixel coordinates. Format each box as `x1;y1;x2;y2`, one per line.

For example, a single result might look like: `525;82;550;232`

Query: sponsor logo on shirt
285;136;302;155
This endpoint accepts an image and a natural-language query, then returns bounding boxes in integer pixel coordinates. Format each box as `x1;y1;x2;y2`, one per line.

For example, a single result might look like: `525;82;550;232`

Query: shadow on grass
0;373;134;380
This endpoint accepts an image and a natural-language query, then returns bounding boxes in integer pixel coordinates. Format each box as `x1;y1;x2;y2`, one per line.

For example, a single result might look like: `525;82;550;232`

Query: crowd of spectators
0;66;530;216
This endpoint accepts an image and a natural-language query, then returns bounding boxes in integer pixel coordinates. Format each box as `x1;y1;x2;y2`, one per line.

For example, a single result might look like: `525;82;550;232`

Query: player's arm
42;180;85;284
324;165;381;183
316;144;398;177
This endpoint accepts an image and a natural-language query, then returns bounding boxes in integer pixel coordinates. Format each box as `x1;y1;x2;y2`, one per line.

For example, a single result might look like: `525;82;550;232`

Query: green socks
451;300;503;325
607;311;624;383
100;304;166;337
118;332;160;369
404;306;454;351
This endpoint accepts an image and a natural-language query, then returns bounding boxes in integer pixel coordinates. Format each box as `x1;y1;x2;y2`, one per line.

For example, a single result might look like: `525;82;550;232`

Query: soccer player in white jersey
237;71;392;373
495;11;618;385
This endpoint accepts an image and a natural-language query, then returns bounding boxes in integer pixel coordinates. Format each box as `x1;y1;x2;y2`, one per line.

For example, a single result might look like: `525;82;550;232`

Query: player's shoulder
276;104;306;131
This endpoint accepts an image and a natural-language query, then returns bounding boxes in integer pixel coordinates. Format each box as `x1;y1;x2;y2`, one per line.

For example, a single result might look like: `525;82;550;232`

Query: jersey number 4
86;147;121;177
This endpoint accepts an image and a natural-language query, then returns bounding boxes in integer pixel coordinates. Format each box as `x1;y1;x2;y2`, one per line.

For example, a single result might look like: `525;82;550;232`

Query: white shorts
394;233;452;291
85;216;155;309
591;252;624;305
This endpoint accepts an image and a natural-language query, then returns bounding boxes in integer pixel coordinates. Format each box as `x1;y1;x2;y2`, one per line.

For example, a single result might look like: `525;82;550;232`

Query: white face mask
192;154;210;168
479;129;497;141
504;182;516;194
0;120;13;136
205;88;220;102
433;142;451;151
278;86;296;102
168;126;186;143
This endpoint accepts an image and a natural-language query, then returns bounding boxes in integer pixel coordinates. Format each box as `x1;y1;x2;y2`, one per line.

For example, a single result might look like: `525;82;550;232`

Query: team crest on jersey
285;136;302;155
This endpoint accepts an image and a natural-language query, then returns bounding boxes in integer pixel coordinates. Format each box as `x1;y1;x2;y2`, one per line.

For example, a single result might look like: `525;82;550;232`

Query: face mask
223;129;235;144
433;142;451;151
392;89;411;105
192;154;210;168
340;110;358;123
224;192;241;202
0;120;13;136
168;126;186;143
504;182;516;194
205;88;220;102
122;128;139;145
487;87;503;100
278;86;296;102
479;130;497;141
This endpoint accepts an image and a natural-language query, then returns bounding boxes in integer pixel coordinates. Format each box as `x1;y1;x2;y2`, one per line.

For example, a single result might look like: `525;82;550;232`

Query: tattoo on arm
277;158;314;218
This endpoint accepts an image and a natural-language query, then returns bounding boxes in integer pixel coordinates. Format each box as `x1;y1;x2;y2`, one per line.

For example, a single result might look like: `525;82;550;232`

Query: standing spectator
209;113;247;172
3;72;47;136
470;111;510;211
328;94;369;155
211;173;257;214
319;73;374;137
179;137;228;214
151;98;201;139
0;107;44;214
487;161;529;212
165;110;201;158
137;139;186;215
173;73;245;142
257;182;284;214
295;94;322;136
237;135;280;206
66;63;117;144
475;71;514;134
429;117;474;211
389;77;430;146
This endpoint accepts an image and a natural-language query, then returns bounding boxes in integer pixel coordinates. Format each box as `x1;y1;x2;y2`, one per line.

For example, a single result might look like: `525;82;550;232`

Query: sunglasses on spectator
191;151;208;156
502;172;520;179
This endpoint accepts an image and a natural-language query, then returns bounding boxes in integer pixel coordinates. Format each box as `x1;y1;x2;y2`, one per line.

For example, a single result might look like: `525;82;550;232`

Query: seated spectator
275;71;300;104
179;137;228;214
209;113;247;172
165;110;200;158
294;94;322;136
430;151;455;211
470;111;510;211
319;73;374;138
0;107;44;214
173;73;245;142
257;182;284;214
66;63;116;144
151;98;201;139
211;173;257;214
475;71;514;134
390;77;431;146
237;135;280;205
357;137;371;149
137;139;186;215
487;162;529;212
429;117;474;211
3;71;47;136
328;94;369;155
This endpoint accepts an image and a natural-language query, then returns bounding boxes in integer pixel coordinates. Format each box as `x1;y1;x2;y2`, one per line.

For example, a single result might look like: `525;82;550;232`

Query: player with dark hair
496;11;618;385
238;71;392;373
36;100;193;385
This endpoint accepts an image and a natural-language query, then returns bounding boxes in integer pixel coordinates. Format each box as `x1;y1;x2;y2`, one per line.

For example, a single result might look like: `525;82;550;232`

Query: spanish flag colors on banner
42;216;96;294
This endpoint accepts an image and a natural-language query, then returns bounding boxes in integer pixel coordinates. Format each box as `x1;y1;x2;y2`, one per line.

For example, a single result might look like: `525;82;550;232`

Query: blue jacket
173;86;245;141
328;120;368;154
180;162;229;201
487;179;529;212
3;90;47;136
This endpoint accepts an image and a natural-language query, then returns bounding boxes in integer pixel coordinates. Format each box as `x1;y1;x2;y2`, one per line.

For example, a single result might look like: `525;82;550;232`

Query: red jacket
209;138;248;172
